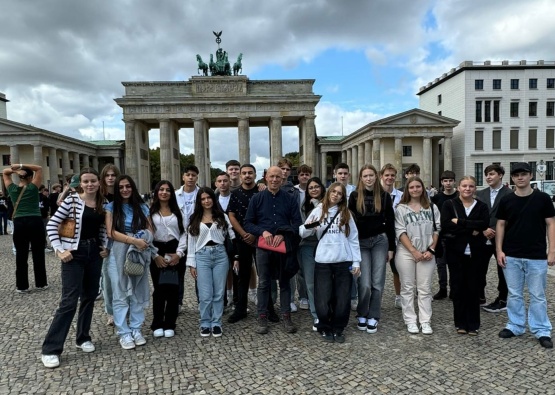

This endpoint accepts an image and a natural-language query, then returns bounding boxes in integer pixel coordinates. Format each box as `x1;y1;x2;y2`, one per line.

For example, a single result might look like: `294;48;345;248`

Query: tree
284;151;300;167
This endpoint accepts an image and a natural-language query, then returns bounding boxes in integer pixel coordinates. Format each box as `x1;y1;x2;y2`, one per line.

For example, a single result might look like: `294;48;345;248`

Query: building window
484;101;491;122
437;94;442;105
475;130;484;150
511;79;519;89
493;79;501;90
547;161;554;180
475;80;484;90
510;102;519;117
2;155;10;166
529;101;537;116
548;78;555;89
402;146;412;157
474;163;483;186
493;100;500;122
510;130;519;149
547;101;554;117
59;158;62;168
70;160;74;169
46;156;50;166
529;161;537;179
529;129;537;149
438;144;443;155
475;101;482;122
547;129;555;149
529;78;538;89
492;130;501;149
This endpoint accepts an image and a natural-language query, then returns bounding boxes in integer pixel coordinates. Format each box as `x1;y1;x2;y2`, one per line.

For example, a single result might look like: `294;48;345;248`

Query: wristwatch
427;247;436;255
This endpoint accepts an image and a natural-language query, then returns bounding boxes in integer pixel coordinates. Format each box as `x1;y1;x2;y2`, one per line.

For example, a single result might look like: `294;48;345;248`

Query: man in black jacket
476;164;512;312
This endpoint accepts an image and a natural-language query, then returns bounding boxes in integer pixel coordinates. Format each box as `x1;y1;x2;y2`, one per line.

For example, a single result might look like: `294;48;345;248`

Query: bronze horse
233;53;243;76
196;54;208;76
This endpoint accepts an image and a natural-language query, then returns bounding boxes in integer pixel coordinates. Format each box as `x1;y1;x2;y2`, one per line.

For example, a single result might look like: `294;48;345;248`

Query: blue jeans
357;234;388;320
503;257;552;338
106;251;145;336
298;244;318;319
195;244;228;328
101;257;113;315
42;239;102;355
256;248;291;315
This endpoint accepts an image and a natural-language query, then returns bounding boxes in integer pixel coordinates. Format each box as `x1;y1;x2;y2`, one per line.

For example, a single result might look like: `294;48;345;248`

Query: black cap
510;162;531;175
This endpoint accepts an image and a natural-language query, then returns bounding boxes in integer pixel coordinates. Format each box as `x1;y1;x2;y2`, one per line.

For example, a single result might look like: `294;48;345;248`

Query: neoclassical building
317;109;459;188
0;93;124;190
114;76;321;191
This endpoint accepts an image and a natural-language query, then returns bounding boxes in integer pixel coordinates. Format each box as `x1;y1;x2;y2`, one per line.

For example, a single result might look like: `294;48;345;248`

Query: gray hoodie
394;204;441;252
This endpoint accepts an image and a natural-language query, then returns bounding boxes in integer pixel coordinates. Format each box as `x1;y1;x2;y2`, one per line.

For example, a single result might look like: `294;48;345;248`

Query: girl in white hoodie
300;182;361;343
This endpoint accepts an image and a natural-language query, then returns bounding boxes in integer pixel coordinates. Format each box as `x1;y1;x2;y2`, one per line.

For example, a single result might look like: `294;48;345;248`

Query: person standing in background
0;189;8;235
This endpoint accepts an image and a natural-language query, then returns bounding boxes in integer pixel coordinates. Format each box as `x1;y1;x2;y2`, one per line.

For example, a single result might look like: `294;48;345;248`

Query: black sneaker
498;328;516;338
212;326;222;337
334;332;346;343
482;299;507;313
433;288;447;300
322;331;334;342
256;315;269;334
282;313;297;333
539;336;553;349
227;311;247;323
200;327;211;337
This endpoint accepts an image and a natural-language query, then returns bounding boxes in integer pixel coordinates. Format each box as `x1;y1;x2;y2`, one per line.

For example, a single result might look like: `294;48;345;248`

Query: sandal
456;328;467;335
468;330;479;336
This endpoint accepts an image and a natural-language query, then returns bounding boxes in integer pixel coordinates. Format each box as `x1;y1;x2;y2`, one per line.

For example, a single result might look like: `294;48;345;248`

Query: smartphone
164;254;172;262
305;221;319;229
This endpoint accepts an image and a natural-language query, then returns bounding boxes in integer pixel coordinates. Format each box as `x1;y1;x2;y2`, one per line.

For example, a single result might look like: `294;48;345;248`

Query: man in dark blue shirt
244;166;302;335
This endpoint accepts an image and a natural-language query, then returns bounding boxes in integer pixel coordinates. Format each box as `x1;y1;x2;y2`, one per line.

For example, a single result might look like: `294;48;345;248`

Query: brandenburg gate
115;76;321;191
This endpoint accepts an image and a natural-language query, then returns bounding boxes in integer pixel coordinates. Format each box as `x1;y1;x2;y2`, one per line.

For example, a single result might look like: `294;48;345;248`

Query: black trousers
479;243;508;301
233;240;256;315
314;261;352;333
449;253;481;331
13;216;47;290
150;239;185;330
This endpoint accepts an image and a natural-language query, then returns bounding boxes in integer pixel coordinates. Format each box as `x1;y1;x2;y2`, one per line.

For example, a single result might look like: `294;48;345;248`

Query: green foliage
284;151;300;167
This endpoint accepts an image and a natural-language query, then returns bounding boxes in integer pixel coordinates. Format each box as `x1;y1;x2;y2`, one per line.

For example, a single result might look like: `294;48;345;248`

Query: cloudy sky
2;0;555;175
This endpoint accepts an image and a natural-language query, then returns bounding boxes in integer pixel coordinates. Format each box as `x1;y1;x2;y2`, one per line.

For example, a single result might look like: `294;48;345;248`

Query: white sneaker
299;298;309;310
421;322;433;335
395;295;402;309
312;318;319;332
76;341;95;353
290;302;298;313
164;329;175;338
120;334;135;350
132;330;147;346
407;323;420;334
153;328;164;338
41;354;60;368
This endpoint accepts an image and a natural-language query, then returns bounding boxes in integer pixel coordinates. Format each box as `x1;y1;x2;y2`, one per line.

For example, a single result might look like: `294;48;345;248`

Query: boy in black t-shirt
496;162;555;349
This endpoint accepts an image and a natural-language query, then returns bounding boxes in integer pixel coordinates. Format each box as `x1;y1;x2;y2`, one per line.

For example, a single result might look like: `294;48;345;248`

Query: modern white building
418;60;555;186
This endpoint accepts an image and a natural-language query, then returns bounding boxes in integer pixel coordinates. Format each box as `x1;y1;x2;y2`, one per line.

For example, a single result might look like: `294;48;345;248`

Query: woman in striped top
187;187;238;338
149;180;187;338
41;167;109;368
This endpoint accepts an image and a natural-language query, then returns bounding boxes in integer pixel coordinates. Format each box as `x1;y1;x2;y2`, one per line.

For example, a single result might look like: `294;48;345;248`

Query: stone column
73;152;80;174
320;151;327;181
394;138;403;187
61;150;70;179
159;119;172;182
169;121;180;187
372;138;381;169
444;136;452;171
270;116;282;165
341;150;346;164
351;145;358;180
346;148;352;175
49;147;59;184
304;115;316;168
238;117;250;165
9;145;20;183
34;145;43;167
364;141;372;165
124;120;138;183
193;118;207;187
82;154;90;168
358;143;365;171
92;156;99;171
204;121;211;185
422;137;432;187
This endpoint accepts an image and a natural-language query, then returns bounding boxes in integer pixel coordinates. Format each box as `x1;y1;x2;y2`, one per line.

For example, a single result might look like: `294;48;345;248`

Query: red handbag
257;236;286;254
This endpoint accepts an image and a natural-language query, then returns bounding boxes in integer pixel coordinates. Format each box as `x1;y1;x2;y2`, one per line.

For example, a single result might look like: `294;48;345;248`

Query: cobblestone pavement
0;235;554;395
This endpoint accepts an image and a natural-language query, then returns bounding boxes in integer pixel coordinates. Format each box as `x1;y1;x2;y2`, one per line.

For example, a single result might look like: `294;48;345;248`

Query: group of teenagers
2;154;554;370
